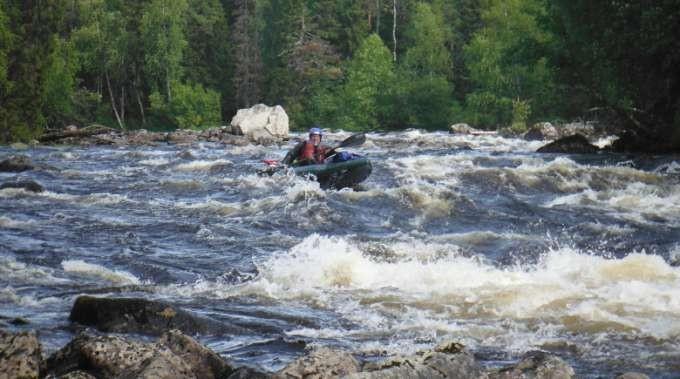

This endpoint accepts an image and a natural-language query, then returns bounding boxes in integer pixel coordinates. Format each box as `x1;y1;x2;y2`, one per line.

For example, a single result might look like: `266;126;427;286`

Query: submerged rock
616;373;650;379
0;155;35;172
450;123;476;134
230;104;289;143
524;122;558;141
536;134;599;154
69;296;237;336
277;347;361;379
0;180;44;193
0;329;43;379
489;351;574;379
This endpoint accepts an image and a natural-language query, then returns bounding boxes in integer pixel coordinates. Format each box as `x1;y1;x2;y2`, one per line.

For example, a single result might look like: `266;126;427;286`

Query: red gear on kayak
299;140;329;164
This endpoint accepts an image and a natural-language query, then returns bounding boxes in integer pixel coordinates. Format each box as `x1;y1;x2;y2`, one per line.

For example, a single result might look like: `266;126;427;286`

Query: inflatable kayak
293;157;372;189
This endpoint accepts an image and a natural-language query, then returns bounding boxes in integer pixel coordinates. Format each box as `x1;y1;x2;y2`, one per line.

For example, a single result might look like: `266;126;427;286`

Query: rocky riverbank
0;296;650;379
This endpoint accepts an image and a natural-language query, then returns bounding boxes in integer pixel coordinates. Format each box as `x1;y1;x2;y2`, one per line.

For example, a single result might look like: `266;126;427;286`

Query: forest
1;0;679;150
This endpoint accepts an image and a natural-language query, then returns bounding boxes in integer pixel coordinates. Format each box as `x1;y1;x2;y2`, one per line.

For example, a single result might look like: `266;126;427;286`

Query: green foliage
43;38;78;127
0;5;11;89
549;0;680;145
1;0;678;150
464;0;557;128
141;0;188;99
403;3;451;77
337;34;395;131
151;81;221;130
511;98;531;133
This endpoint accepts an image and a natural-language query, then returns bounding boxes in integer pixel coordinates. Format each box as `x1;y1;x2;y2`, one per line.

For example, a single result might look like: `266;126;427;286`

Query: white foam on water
593;135;619;148
387;154;470;183
582;221;635;236
173;199;240;216
545;181;680;225
0;257;67;285
0;216;37;229
227;235;680;343
139;157;171;166
61;260;141;285
175;159;232;172
0;287;61;307
0;188;132;206
654;161;680;174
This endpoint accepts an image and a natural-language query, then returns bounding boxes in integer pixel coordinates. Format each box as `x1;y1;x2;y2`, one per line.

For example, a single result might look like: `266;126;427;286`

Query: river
1;131;679;377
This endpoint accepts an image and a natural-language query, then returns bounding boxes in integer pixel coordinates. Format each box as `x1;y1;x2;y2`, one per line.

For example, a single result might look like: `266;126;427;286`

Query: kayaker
279;126;332;166
294;127;330;165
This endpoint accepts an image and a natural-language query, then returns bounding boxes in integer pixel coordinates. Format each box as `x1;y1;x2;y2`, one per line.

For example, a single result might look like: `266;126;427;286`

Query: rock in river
230;103;289;143
0;329;43;379
0;155;35;172
536;134;599;154
0;180;44;193
45;330;237;379
69;296;240;336
489;350;575;379
524;122;559;141
277;347;361;378
348;341;484;379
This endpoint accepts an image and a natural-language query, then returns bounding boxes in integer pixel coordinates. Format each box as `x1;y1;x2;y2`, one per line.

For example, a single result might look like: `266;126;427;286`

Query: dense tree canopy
0;0;678;151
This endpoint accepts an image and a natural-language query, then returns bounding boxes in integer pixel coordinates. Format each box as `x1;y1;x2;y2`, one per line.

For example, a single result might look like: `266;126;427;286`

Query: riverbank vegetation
1;0;678;150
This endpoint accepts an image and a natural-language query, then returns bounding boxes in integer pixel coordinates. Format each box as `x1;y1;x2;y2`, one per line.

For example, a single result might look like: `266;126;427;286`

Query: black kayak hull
293;157;372;189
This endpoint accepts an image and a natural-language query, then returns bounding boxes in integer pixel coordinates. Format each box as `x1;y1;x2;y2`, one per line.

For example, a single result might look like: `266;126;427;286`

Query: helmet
309;127;323;136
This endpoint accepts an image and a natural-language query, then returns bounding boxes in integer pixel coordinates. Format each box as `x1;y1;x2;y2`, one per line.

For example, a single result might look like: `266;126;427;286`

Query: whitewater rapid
1;131;679;376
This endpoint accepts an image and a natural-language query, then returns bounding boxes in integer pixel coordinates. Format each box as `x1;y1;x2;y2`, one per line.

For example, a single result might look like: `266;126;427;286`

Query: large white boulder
230;104;289;141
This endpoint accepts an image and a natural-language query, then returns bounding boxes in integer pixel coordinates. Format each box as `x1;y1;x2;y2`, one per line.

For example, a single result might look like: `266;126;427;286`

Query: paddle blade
337;133;366;148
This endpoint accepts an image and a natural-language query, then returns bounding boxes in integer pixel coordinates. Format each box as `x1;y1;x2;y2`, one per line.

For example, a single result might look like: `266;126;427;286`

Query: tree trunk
38;125;116;143
105;71;124;129
133;65;146;125
121;85;125;126
376;0;380;33
392;0;397;62
136;89;146;125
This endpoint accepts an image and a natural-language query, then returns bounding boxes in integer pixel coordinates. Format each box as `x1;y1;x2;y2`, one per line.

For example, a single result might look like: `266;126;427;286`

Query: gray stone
0;180;44;193
230;104;289;141
69;296;241;336
58;370;97;379
159;329;234;379
45;330;236;379
524;122;558;141
450;123;476;134
0;329;42;379
536;134;599;154
350;346;485;379
0;155;35;172
489;351;574;379
277;347;361;379
616;373;649;379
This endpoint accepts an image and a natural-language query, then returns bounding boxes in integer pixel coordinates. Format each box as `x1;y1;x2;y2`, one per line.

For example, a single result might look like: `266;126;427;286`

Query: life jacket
298;140;327;164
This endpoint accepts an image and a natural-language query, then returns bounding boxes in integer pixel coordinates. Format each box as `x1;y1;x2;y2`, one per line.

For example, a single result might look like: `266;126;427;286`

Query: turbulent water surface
2;131;680;377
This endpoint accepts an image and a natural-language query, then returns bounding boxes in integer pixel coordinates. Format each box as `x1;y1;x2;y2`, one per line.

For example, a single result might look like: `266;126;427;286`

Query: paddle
325;133;366;157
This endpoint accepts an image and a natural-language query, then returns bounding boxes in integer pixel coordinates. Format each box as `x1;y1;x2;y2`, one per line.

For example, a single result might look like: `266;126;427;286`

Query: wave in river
166;234;680;346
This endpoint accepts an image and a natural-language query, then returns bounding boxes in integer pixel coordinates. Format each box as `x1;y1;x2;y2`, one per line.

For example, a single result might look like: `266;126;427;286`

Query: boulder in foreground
277;347;361;378
0;329;43;379
489;351;575;379
45;329;243;379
